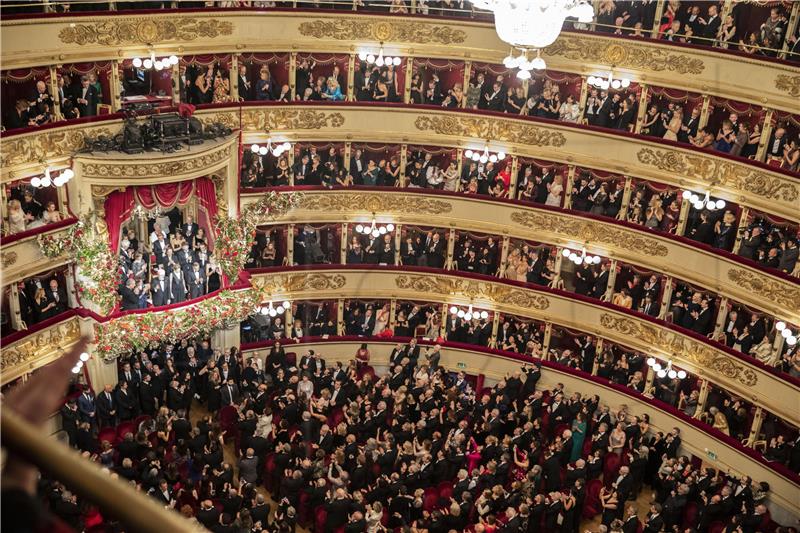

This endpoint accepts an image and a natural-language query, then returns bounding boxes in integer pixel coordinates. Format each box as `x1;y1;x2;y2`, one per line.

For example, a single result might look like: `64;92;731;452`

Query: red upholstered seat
681;501;699;530
603;452;621;482
423;487;440;512
582;478;603;519
314;508;327;533
97;427;117;447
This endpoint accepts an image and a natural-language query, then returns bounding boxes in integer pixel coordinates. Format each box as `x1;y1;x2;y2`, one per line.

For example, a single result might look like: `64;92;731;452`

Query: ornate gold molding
1;127;115;168
395;274;550;310
727;269;800;315
58;18;233;46
90;185;127;199
298;19;466;45
241;109;346;132
636;148;799;203
510;211;669;257
0;317;81;378
774;74;800;98
80;142;234;180
1;251;18;268
544;36;705;75
414;115;567;147
253;273;347;295
299;192;453;215
599;314;757;386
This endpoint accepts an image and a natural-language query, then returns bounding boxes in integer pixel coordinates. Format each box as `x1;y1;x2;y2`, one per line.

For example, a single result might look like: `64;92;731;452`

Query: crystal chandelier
464;144;506;164
256;300;291;317
646;357;687;380
475;1;594;74
358;44;402;67
30;168;74;188
449;304;489;321
561;246;602;266
131;203;163;221
588;72;631;90
776;321;798;346
355;215;395;238
682;190;726;211
251;139;292;157
132;51;179;71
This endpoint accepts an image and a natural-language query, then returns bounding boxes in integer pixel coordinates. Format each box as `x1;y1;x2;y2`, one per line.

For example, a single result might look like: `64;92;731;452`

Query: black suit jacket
75;84;99;117
238;75;253;101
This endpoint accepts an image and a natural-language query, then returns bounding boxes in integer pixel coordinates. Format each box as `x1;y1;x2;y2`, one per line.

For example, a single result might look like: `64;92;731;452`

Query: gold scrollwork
599;314;757;386
727;269;800;315
80;142;234;179
1;251;18;268
510;211;669;257
544;36;705;75
255;273;347;295
775;74;800;98
0;317;81;374
241;109;346;132
58;18;233;46
1;127;115;169
395;274;550;310
300;193;453;215
414;115;567;147
298;19;466;45
637;148;798;203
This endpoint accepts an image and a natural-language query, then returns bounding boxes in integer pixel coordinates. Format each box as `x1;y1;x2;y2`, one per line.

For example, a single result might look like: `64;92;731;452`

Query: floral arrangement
215;191;301;279
94;288;260;361
37;215;120;315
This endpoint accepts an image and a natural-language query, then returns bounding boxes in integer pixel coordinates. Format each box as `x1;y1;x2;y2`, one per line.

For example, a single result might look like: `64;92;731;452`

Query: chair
582;478;603;519
285;352;297;367
603;452;621;481
314;508;327;533
681;501;699;530
423;488;440;512
115;421;136;442
438;482;453;502
132;414;151;430
97;427;117;447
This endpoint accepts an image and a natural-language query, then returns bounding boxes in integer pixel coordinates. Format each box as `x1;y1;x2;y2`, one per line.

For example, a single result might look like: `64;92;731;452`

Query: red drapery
104;187;136;254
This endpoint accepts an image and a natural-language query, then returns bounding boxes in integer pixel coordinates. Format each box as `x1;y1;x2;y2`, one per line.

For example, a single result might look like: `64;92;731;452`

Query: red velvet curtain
104;187;136;253
135;181;195;210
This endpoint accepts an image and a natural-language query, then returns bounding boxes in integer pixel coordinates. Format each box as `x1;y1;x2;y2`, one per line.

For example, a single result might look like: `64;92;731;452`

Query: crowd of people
47;334;799;532
14;276;70;328
4;183;65;235
117;213;222;311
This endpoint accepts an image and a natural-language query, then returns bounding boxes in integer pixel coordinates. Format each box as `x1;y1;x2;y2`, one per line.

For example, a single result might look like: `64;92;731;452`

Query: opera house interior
1;1;800;532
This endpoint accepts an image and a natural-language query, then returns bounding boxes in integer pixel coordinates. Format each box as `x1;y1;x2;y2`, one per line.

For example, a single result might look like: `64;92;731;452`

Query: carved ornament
58;18;233;46
415;115;567;147
636;148;798;203
395;274;550;310
510;211;669;257
298;19;466;45
727;269;800;316
1;251;18;268
1;127;115;169
600;314;757;386
80;143;233;179
91;185;127;199
299;193;453;215
774;74;800;98
1;317;81;374
544;36;705;75
254;273;347;295
241;109;345;132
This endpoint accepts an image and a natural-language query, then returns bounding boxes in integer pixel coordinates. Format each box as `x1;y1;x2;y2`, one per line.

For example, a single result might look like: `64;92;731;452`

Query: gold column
65;266;79;309
650;0;666;38
336;298;345;336
719;0;735;30
562;165;576;209
461;61;472;109
284;307;293;338
508;155;520;199
616;176;633;220
440;303;449;339
770;334;785;367
644;365;655;395
755;109;775;162
230;54;239;102
747;407;765;446
591;338;603;375
289;52;297;101
577;75;589;123
781;2;800;59
48;65;62;121
675;197;691;236
110;60;122;112
604;259;618;300
731;207;750;254
490;311;500;348
713;297;729;339
340;223;348;264
542;322;553;360
698;95;712;129
344;141;352;170
498;236;510;277
446;228;456;270
399;143;408;187
347;53;356;102
658;276;672;320
633;84;649;134
404;58;414;104
394;224;402;265
170;61;180;105
286;223;295;266
551;246;565;288
694;379;710;418
455;148;464;191
8;283;25;331
389;299;397;330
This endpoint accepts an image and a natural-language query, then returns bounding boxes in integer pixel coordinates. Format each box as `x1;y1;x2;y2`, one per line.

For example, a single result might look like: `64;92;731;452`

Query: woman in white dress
372;303;390;336
365;502;383;533
6;199;27;234
663;108;683;142
441;161;460;192
545;176;564;207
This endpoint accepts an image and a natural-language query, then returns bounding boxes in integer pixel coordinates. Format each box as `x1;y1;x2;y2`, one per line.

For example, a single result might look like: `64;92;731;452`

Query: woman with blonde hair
644;196;664;229
212;70;230;103
6;199;26;234
545;176;563;207
42;201;62;224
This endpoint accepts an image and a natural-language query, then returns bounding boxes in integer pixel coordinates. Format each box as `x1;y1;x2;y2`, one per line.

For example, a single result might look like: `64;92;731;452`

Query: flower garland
215;191;301;279
37;216;120;314
94;289;259;361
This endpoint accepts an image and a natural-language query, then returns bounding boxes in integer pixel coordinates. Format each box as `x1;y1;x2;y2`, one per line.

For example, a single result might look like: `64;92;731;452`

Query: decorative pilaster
781;2;800;59
592;338;603;375
551;246;565;288
508;155;520;199
230;54;239;102
399;143;409;187
747;407;765;446
340;223;348;264
455;148;464;191
336;298;345;336
347;53;356;102
110;60;122;112
289;52;298;100
650;0;666;38
644;365;655;395
461;61;472;109
286;223;295;266
634;84;649;134
713;297;728;339
562;165;577;210
658;276;673;320
731;207;750;254
498;236;510;277
344;141;352;170
170;61;180;105
65;266;79;309
617;176;633;220
542;322;553;359
404;58;414;104
389;299;397;331
394;224;402;265
694;379;710;418
755;110;775;162
48;65;62;122
604;260;618;300
578;75;589;123
8;284;24;331
698;95;712;129
445;228;456;270
675;197;691;236
490;311;500;348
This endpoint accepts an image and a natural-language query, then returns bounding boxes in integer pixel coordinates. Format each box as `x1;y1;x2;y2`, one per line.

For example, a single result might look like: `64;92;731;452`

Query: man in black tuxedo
325;489;354;533
349;149;366;184
221;379;240;406
187;262;207;299
119;278;139;311
571;176;592;211
642;503;664;533
95;384;117;427
28;80;52;111
293;153;311;185
300;349;326;378
359;308;376;336
592;263;610;299
45;279;68;318
615;466;634;502
151;268;169;307
575;335;596;374
702;4;721;42
181;215;199;241
168;263;187;304
426;232;446;268
114;380;136;421
484;81;504;111
139;373;157;416
639;294;660;317
679;106;701;143
766;126;787;158
75;76;98;117
237;64;252;101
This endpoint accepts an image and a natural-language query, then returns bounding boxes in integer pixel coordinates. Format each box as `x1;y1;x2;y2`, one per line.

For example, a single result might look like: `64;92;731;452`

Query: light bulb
693;201;704;210
358;51;367;61
677;370;687;379
375;56;384;67
587;76;596;85
464;150;473;159
489;154;498;163
385;57;394;66
471;152;480;162
574;256;583;265
600;80;610;90
30;177;42;188
776;321;786;331
386;223;394;232
714;199;726;210
53;176;65;187
366;54;375;64
132;57;143;68
450;306;459;315
479;155;488;164
154;60;163;70
282;301;290;310
393;57;401;66
516;69;532;80
41;176;52;187
371;229;380;238
282;142;291;151
457;310;465;318
646;357;656;367
668;369;677;379
593;256;602;264
276;305;285;314
464;313;473;321
80;352;90;362
480;311;489;320
143;58;153;69
781;328;792;338
611;79;621;89
562;248;571;257
503;55;516;68
71;366;81;374
787;336;797;346
621;78;631;88
531;57;546;70
568;253;577;261
497;152;506;160
355;224;364;233
652;363;662;372
260;307;269;315
573;2;594;23
269;308;277;317
682;190;692;200
379;226;387;234
169;55;179;65
62;169;74;180
259;147;268;156
657;369;667;378
689;194;699;203
251;144;260;153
